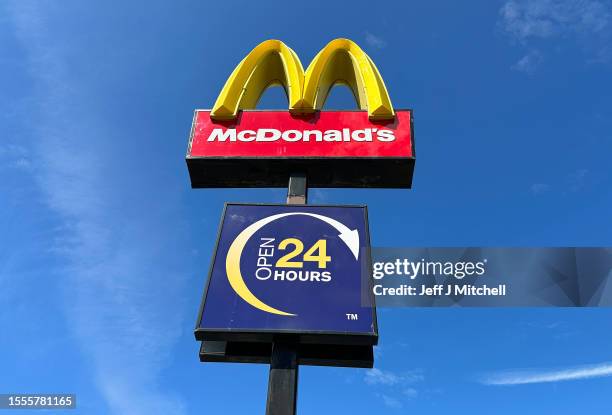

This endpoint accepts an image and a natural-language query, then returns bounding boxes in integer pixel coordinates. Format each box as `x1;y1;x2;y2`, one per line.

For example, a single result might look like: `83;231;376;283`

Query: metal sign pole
264;173;307;415
265;340;298;415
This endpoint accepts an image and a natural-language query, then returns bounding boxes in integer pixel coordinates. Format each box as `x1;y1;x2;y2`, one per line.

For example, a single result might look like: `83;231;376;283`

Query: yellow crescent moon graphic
226;214;297;316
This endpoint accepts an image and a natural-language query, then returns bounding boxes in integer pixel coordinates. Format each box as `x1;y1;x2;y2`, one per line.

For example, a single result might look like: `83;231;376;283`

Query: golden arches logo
211;38;395;121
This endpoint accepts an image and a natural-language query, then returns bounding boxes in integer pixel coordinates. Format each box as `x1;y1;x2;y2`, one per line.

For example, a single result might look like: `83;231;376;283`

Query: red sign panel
189;110;413;158
186;110;414;188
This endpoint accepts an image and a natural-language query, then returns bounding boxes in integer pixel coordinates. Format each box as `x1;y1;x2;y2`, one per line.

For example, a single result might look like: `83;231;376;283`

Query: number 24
276;238;331;269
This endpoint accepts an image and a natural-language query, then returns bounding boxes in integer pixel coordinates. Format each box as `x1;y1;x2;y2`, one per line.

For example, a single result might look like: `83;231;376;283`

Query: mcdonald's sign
186;39;414;188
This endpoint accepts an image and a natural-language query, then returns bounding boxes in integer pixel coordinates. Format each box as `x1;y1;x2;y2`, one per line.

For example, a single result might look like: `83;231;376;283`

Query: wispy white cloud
403;370;425;384
365;32;387;49
402;387;418;399
365;368;404;385
0;144;27;156
500;0;610;41
365;368;425;386
6;2;188;414
499;0;612;68
481;361;612;385
378;393;403;408
530;182;551;195
366;368;423;408
529;168;589;195
512;49;544;73
0;144;31;170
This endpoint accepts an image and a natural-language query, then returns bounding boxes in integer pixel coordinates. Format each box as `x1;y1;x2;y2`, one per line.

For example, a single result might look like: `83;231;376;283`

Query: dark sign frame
194;203;378;346
199;340;374;368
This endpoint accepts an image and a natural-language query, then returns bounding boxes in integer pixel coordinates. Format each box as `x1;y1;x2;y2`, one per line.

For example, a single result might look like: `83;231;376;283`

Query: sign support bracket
265;173;307;415
286;173;308;205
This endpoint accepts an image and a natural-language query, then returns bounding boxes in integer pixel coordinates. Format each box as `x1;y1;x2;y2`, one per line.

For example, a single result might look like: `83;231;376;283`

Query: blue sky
1;0;612;413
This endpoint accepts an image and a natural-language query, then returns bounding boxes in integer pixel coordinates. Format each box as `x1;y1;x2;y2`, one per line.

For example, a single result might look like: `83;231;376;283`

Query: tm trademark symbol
346;313;359;321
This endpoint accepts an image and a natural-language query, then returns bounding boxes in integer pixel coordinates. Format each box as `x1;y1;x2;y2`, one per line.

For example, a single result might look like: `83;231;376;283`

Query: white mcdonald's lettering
207;128;396;143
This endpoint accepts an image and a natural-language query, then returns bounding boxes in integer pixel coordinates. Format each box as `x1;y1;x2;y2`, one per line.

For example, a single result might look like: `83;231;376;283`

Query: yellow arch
211;38;395;121
225;213;296;316
211;40;304;120
294;38;394;120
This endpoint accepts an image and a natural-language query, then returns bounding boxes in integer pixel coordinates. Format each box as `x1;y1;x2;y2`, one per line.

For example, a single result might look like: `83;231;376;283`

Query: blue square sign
195;203;377;345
